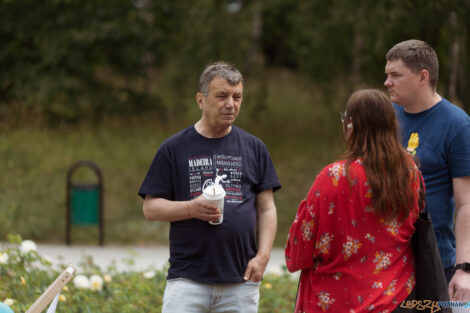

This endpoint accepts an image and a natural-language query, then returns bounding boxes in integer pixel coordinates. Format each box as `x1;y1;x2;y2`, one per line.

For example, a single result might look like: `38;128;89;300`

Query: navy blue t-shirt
394;98;470;268
138;125;281;283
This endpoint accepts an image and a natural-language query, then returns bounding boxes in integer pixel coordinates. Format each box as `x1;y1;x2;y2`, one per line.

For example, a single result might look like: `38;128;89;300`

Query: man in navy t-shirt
385;39;470;301
139;61;281;312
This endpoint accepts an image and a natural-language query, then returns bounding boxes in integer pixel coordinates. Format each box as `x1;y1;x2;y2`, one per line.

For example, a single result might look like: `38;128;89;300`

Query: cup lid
203;184;224;196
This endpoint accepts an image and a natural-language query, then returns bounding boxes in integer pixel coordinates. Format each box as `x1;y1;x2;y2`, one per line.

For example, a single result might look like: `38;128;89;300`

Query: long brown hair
343;89;416;221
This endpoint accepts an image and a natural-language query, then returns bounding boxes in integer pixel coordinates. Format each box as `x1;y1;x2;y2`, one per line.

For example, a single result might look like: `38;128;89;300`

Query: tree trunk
448;11;460;102
248;0;264;70
351;6;364;87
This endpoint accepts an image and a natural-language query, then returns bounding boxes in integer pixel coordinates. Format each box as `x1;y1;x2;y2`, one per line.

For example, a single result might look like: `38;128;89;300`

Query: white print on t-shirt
202;169;230;191
188;154;243;204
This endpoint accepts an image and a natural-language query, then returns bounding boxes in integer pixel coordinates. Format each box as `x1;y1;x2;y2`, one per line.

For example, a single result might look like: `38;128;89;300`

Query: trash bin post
66;160;104;246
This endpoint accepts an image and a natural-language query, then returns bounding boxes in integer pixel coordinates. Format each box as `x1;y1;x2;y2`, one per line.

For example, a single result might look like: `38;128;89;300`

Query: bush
1;234;298;312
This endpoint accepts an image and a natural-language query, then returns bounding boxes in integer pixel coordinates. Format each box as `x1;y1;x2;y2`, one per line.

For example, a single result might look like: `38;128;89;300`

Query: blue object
138;125;281;284
0;303;14;313
394;98;470;269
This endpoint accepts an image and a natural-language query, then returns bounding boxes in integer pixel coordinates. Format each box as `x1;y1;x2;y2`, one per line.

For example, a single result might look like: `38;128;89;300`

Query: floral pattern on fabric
380;218;402;237
342;236;362;260
333;272;343;280
383;280;397;296
301;220;314;241
365;233;375;243
364;182;372;198
316;233;334;255
327;163;346;187
372;281;383;289
373;251;393;274
328;202;335;215
317;291;335;311
405;274;416;294
285;159;421;313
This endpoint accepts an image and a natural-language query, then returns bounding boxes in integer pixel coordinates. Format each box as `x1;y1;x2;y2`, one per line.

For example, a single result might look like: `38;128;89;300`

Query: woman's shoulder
319;159;365;176
313;159;364;187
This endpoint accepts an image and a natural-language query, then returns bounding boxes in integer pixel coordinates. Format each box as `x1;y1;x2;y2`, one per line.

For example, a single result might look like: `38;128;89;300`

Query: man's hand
243;254;269;282
449;270;470;301
188;195;221;223
451;176;470;301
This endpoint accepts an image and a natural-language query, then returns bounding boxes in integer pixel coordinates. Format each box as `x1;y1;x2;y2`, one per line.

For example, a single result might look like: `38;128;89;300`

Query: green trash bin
66;160;104;246
71;185;99;225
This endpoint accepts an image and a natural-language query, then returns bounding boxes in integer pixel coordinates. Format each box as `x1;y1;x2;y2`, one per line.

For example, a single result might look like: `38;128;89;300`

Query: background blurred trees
1;0;469;125
2;0;470;245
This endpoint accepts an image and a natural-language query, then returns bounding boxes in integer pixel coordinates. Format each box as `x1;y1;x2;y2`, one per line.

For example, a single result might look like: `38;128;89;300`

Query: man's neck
403;92;442;114
194;120;232;138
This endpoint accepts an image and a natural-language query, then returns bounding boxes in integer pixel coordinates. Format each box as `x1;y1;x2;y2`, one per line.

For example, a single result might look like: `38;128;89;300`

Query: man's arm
448;176;470;301
142;194;221;223
243;188;277;282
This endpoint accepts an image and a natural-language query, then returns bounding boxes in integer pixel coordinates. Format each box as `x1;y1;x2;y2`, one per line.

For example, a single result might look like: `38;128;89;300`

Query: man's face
197;76;243;130
384;59;421;106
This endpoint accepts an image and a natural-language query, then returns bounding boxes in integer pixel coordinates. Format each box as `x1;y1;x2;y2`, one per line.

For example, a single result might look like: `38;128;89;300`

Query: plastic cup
203;185;226;225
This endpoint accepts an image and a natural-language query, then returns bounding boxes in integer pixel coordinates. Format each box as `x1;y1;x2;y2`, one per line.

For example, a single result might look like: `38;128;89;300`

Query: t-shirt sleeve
254;142;281;193
449;122;470;178
138;143;174;200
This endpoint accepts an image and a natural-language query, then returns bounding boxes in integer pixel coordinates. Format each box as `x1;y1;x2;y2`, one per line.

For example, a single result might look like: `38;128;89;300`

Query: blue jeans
162;278;261;313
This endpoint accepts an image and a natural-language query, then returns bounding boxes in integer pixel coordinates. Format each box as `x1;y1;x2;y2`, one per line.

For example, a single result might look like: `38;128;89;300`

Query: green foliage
1;234;298;313
260;0;470;110
0;0;159;124
2;0;469;125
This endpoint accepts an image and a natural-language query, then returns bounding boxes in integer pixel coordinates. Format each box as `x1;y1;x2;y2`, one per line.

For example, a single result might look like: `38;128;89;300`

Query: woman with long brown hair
285;89;421;312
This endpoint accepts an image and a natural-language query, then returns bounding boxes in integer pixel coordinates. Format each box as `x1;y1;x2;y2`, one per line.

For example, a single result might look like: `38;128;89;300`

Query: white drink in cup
202;175;227;225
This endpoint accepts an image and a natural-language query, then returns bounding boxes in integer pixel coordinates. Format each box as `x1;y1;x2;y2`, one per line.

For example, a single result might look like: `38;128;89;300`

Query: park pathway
36;244;294;276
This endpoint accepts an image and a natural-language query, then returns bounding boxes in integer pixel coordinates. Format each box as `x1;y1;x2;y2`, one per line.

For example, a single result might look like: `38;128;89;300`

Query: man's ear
196;92;203;109
419;69;430;85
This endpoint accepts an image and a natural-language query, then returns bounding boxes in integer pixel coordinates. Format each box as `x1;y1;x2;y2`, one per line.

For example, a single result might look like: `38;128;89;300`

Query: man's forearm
143;197;192;222
455;204;470;264
256;200;277;260
143;195;221;223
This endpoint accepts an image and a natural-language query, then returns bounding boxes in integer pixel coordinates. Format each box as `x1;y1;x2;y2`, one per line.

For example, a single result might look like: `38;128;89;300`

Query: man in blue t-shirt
138;62;281;313
385;39;470;301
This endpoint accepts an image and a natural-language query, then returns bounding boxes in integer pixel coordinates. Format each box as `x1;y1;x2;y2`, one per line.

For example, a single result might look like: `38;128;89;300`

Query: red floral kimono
285;159;421;313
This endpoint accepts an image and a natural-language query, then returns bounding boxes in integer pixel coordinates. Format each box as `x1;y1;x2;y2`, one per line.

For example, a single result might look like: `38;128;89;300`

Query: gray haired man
139;61;281;312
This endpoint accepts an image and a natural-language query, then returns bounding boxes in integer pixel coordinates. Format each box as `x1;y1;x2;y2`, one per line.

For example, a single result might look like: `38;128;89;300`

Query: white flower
143;270;156;279
4;298;15;306
103;274;112;283
20;240;37;253
0;252;8;264
73;275;90;289
90;275;103;291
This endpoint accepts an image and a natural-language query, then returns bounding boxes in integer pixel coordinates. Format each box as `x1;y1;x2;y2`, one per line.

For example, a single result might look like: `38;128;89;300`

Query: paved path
35;244;295;277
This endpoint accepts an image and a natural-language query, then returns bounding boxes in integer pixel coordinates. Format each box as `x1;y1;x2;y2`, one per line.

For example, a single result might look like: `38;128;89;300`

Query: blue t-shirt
138;125;281;283
394;98;470;268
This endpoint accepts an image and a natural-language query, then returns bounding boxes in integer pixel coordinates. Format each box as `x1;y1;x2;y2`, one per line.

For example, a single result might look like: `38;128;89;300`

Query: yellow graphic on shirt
407;133;419;155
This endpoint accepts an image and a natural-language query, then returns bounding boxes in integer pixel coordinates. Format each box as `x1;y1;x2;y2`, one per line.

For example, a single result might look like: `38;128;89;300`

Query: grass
1;234;298;313
0;68;349;247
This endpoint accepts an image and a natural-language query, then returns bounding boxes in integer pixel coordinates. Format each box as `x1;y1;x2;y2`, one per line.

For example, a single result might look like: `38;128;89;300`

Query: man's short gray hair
386;39;439;90
198;61;244;97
